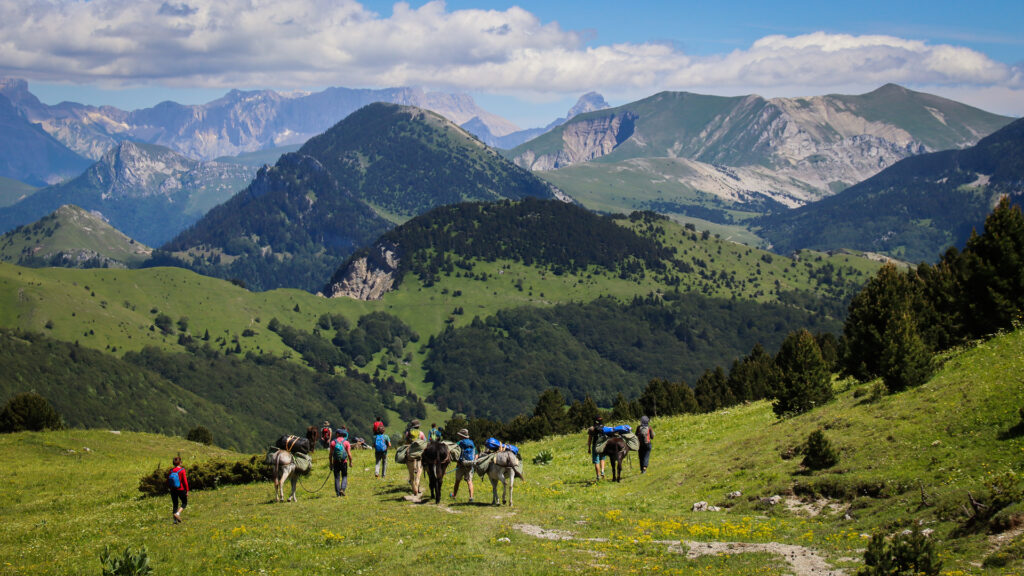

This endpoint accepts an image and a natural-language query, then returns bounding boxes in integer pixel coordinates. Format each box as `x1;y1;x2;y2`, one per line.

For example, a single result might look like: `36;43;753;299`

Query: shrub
0;392;63;432
772;330;833;417
186;425;214;445
99;545;152;576
532;449;553;465
857;527;941;576
801;429;839;470
138;455;270;496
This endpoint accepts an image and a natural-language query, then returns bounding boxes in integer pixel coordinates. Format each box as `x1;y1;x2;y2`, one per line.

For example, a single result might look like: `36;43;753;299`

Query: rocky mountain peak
567;92;611;119
92;141;196;198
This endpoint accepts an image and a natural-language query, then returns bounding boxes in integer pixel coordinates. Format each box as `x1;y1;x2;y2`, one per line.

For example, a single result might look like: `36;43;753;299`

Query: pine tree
533;389;572;435
801;429;839;470
843;264;922;380
960;197;1024;337
880;310;934;392
772;330;832;417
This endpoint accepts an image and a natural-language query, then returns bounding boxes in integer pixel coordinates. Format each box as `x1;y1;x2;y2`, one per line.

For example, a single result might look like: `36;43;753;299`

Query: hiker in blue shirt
450;429;476;503
373;428;392;478
427;422;443;442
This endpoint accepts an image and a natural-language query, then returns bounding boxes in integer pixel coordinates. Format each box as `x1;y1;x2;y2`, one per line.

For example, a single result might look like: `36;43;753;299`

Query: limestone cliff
324;243;400;301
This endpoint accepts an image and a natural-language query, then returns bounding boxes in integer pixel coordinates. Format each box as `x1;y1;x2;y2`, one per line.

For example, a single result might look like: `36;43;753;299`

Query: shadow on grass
998;422;1024;440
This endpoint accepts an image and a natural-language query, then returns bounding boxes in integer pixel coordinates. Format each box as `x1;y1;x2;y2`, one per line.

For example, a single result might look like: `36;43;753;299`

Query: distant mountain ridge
160;103;557;292
755;117;1024;262
0;92;91;186
0;77;521;161
470;91;612;149
511;84;1014;207
0;141;254;246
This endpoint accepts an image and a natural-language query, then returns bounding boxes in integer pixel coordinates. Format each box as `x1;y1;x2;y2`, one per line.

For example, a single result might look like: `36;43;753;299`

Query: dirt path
513;523;845;576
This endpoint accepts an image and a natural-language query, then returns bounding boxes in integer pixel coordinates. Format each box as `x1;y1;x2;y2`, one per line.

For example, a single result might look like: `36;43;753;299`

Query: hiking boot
468;497;474;503
340;489;346;496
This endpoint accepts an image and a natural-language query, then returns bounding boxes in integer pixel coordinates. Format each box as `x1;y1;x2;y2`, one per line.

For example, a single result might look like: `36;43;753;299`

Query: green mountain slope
756;117;1024;262
2;327;1022;574
0;205;152;268
0;176;37;208
161;103;555;292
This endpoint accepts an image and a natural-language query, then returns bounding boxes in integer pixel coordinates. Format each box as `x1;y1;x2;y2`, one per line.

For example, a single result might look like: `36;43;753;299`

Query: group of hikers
167;413;655;523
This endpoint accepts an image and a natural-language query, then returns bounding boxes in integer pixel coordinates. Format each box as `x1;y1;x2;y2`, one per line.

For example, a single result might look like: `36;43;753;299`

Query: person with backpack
586;417;607;481
320;421;332;448
637;415;655;474
373;428;392;479
373;416;385;435
449;429;476;503
329;428;353;497
404;419;425;496
427;422;443;442
168;456;189;524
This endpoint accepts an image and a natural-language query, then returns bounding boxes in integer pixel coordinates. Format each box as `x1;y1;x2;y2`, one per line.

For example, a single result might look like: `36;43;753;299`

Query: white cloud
0;0;1020;108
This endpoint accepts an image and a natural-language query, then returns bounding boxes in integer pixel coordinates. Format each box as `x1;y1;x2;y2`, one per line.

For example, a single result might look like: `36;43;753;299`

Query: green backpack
332;440;348;462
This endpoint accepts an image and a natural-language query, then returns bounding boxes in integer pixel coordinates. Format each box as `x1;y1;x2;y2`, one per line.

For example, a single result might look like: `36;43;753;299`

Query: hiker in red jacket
168;456;189;524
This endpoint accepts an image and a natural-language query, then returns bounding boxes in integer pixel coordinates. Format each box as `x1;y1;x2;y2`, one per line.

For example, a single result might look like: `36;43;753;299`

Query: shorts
591;451;607;464
455;462;474;483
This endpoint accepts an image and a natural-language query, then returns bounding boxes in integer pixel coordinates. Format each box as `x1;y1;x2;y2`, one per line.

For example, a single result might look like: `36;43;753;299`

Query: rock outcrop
324;244;400;301
515;111;637;171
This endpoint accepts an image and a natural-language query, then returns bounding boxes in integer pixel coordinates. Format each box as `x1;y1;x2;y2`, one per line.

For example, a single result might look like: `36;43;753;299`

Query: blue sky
6;0;1022;127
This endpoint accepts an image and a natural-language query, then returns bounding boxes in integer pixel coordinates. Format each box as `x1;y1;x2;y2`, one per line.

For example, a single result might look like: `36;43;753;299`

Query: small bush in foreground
858;527;941;576
100;545;152;576
138;455;270;496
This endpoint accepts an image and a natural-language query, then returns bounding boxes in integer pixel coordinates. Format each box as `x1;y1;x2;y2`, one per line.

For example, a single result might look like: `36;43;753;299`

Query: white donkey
486;451;518;506
270;449;299;502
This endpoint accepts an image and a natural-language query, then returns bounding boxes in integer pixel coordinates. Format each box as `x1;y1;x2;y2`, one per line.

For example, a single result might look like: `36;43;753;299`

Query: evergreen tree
727;343;777;402
879;310;934;392
533;389;572;435
611;393;634;421
843;264;924;380
801;429;839;470
959;197;1024;337
772;330;832;417
567;396;602;429
0;392;63;432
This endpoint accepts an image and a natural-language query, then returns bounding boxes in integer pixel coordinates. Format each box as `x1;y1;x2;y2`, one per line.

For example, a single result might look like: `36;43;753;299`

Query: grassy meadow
3;327;1022;575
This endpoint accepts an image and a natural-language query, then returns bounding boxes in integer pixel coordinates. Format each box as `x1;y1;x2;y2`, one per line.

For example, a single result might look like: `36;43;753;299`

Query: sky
2;0;1022;128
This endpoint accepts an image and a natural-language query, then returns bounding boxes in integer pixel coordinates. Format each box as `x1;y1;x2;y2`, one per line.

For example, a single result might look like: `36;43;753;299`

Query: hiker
373;416;385;435
168;456;189;524
427;422;443;442
329;428;353;496
374;427;392;478
405;419;426;495
450;429;476;503
587;417;607;480
637;415;655;473
320;421;332;448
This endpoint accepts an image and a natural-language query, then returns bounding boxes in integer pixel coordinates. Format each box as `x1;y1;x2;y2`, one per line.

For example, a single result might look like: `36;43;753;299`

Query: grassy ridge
1;327;1022;574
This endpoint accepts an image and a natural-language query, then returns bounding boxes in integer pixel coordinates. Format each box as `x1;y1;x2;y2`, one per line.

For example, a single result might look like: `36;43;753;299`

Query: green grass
2;327;1022;574
0;205;152;267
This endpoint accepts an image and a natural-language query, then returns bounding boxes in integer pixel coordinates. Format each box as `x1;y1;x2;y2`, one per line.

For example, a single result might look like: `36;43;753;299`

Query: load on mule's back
266;433;313;502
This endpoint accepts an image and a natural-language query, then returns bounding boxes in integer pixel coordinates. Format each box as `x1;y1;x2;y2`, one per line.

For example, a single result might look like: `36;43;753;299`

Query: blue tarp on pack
601;425;631;435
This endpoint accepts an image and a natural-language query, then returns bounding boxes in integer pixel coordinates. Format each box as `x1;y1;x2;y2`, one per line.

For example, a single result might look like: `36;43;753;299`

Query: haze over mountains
0;77;520;162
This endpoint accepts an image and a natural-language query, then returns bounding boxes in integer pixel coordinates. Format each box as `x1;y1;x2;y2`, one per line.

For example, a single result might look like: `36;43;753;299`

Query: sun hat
457;429;469;438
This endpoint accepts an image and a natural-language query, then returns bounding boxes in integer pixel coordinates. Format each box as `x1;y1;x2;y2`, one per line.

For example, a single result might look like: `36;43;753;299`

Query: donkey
305;426;318;454
486;451;518;506
270;449;299;502
421;440;451;504
601;436;629;482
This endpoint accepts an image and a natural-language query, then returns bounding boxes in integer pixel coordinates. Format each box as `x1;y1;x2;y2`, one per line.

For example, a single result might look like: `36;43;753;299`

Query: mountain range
0;77;521;162
513;84;1014;210
158;103;557;291
756;117;1024;262
0;92;91;186
0;141;255;246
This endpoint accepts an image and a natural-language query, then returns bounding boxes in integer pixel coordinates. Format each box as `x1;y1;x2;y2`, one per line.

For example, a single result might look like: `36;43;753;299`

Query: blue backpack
458;439;475;462
167;469;181;490
333;440;348;462
374;434;389;452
